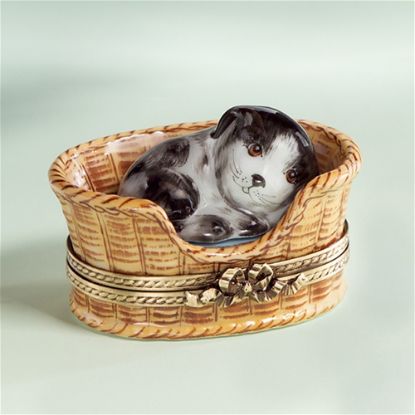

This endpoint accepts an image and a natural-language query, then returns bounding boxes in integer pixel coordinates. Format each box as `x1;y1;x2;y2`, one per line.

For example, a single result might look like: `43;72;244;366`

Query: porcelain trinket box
49;107;361;340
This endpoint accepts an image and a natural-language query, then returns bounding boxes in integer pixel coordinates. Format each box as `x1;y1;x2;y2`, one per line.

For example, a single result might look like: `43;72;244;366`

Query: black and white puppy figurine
118;106;319;244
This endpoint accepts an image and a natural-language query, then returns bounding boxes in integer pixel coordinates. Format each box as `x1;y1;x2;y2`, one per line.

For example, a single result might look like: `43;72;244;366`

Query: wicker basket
49;119;361;339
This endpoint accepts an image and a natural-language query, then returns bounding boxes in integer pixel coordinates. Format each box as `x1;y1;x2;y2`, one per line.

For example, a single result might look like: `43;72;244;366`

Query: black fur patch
142;169;199;221
201;154;209;167
126;138;190;177
213;105;313;154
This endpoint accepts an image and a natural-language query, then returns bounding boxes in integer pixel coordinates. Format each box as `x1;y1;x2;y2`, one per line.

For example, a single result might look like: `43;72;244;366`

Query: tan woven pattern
69;272;345;339
66;242;349;307
49;118;360;339
49;120;361;276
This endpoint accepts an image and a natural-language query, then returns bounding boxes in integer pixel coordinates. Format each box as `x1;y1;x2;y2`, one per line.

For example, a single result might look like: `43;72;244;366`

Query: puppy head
212;106;319;215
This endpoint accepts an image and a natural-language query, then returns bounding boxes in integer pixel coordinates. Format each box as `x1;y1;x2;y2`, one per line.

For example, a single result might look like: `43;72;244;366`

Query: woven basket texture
49;120;361;276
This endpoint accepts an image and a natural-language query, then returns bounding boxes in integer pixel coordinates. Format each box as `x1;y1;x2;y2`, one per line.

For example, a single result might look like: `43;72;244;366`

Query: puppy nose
251;174;266;188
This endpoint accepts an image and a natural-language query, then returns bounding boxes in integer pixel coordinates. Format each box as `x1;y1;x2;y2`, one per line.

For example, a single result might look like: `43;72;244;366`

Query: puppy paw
238;217;269;237
174;215;233;243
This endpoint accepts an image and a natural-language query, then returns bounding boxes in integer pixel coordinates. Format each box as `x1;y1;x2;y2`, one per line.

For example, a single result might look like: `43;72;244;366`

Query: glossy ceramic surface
49;118;361;339
118;106;319;244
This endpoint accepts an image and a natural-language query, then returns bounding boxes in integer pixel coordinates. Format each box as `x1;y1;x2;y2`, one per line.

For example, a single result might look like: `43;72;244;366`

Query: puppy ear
212;106;267;139
211;107;242;139
247;110;266;133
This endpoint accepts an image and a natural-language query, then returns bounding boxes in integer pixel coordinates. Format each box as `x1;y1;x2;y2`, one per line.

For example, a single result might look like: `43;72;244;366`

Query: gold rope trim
66;222;349;291
66;239;349;308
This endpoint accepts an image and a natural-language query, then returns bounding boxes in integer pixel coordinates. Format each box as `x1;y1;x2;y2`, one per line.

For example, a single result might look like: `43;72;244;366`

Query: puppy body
118;106;319;243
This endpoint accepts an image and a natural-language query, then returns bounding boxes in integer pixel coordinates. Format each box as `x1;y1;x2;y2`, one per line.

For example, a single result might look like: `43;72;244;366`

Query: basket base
69;273;346;340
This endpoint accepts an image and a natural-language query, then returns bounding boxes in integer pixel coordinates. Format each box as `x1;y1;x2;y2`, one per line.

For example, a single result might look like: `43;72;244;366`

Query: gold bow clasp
185;263;310;308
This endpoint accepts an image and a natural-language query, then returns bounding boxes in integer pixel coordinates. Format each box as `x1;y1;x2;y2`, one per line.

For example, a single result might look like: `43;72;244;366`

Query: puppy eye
285;168;299;184
247;143;262;157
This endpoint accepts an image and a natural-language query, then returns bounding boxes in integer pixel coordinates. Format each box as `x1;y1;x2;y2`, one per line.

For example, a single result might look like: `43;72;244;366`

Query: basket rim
49;119;362;262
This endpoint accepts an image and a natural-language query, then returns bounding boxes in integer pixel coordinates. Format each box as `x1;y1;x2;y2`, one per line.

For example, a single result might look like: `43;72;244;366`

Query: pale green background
1;1;413;414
